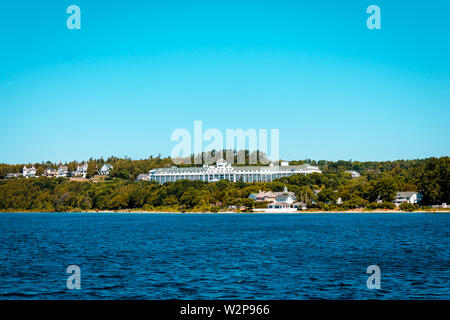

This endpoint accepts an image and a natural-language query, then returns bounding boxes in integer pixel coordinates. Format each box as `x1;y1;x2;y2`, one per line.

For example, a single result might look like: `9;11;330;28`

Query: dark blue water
0;212;448;299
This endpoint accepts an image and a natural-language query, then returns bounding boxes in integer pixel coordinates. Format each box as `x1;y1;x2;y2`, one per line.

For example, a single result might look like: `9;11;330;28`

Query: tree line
0;156;447;212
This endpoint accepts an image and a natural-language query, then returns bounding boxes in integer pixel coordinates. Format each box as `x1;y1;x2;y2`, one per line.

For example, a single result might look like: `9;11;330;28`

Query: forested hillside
0;156;447;212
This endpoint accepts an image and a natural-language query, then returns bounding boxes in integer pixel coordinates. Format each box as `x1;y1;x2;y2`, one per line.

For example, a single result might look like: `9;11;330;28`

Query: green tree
367;176;397;202
86;160;98;178
318;188;337;204
399;202;418;212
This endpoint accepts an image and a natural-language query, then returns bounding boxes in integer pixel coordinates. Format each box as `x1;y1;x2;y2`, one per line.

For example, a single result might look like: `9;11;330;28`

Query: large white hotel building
149;159;321;184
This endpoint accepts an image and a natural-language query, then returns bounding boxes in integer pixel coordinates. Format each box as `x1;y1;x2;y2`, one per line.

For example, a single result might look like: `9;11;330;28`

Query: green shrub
399;202;419;212
366;202;395;210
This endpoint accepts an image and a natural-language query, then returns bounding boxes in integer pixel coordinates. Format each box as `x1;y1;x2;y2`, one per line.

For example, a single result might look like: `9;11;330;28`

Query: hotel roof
396;191;417;197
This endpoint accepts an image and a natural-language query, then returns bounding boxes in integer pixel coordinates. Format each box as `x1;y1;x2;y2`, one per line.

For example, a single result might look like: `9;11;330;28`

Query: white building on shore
393;191;422;206
251;186;307;212
149;159;321;184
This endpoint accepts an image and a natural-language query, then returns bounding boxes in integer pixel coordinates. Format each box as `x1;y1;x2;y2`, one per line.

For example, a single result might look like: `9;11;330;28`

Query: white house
267;201;292;210
393;192;421;206
266;201;305;213
23;166;36;178
253;186;305;212
99;164;113;175
275;191;297;204
292;202;307;210
44;168;58;177
57;166;69;177
250;186;297;203
136;173;149;181
73;163;88;178
345;170;361;178
249;190;277;202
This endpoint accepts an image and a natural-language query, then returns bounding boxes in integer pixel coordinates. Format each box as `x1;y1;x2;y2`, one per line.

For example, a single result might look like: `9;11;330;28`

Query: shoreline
1;209;449;214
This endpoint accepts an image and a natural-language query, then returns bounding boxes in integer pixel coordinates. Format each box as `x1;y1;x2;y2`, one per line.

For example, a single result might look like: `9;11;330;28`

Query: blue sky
0;0;449;163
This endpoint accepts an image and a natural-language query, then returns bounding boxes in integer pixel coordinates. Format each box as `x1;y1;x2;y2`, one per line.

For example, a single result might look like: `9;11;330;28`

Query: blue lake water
0;212;448;299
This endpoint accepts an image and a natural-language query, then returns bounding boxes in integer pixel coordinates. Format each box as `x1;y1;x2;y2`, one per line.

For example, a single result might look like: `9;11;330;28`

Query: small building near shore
249;191;276;202
249;186;296;204
251;186;304;212
275;191;296;204
292;202;307;210
393;191;422;206
267;201;291;210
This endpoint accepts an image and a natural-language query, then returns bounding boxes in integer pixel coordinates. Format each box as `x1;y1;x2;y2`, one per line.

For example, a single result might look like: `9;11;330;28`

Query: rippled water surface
0;212;448;299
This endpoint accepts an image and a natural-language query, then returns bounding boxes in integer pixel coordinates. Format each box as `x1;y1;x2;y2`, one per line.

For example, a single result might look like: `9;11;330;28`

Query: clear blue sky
1;0;449;164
